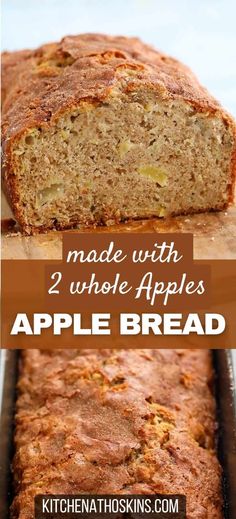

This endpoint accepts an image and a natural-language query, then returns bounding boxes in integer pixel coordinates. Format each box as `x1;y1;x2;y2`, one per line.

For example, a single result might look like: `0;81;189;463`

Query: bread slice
2;34;236;234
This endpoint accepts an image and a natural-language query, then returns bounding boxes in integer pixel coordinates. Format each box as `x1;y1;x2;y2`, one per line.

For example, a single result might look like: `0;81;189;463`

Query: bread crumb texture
1;34;236;233
11;349;223;519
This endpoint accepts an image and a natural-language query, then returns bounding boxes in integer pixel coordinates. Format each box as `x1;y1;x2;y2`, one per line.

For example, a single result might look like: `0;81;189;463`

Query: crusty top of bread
12;349;223;519
1;33;233;145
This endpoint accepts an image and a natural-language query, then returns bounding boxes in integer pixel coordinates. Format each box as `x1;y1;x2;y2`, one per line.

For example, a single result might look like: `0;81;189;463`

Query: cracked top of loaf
1;33;233;144
12;349;223;519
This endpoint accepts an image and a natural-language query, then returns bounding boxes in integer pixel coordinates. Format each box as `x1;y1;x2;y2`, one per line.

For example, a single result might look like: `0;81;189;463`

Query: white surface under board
1;0;236;117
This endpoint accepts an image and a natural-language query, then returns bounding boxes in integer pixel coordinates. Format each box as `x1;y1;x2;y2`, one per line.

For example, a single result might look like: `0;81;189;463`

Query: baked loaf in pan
12;349;223;519
2;34;236;234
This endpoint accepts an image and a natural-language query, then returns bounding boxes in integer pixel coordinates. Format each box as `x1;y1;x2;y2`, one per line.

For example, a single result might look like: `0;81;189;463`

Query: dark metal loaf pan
0;350;235;519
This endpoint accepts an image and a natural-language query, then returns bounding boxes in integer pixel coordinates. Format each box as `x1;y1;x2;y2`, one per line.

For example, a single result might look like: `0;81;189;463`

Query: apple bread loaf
2;34;236;234
11;349;223;519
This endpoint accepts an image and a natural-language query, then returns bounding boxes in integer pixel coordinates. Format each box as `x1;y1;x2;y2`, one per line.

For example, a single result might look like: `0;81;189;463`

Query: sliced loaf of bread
2;34;236;233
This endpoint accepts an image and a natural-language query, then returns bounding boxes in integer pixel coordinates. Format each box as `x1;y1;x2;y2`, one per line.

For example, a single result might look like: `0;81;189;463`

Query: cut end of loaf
10;89;235;233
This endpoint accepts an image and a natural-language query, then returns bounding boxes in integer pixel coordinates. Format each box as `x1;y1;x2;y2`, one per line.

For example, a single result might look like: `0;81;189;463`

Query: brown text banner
1;233;236;348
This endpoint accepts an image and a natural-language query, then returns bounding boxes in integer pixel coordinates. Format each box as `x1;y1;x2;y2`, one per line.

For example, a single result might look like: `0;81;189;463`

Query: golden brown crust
1;33;236;232
12;349;223;519
1;33;232;140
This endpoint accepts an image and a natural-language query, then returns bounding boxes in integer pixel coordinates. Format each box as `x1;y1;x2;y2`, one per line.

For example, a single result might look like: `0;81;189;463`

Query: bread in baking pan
11;349;223;519
2;34;236;234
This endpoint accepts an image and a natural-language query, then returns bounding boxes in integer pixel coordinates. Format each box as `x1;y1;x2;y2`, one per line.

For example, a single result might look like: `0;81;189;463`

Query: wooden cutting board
2;191;236;260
